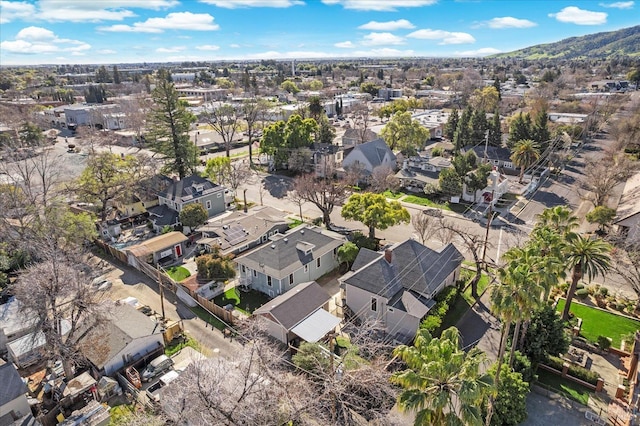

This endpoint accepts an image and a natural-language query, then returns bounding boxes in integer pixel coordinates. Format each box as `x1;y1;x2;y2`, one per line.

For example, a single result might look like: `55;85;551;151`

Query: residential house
78;302;164;376
115;175;173;219
254;281;341;345
0;361;30;422
342;138;396;175
412;110;449;139
198;206;290;256
312;144;344;178
0;298;38;356
148;175;227;232
395;153;453;192
235;226;344;297
378;88;403;101
126;231;189;266
341;128;379;147
614;171;640;244
340;240;463;343
8;320;70;369
463;145;515;172
462;168;511;204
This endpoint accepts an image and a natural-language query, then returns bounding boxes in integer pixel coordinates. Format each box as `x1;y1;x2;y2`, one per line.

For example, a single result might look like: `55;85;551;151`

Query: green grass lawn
382;190;404;199
439;295;472;332
536;369;591;405
556;299;640;348
462;273;491;304
402;194;452;210
164;336;201;357
213;287;271;315
288;218;304;229
165;266;191;282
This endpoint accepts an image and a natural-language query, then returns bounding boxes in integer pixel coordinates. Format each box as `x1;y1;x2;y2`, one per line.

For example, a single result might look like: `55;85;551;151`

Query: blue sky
0;0;637;65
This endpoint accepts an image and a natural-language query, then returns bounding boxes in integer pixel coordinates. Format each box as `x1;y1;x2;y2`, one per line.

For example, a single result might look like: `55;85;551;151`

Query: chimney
384;249;393;264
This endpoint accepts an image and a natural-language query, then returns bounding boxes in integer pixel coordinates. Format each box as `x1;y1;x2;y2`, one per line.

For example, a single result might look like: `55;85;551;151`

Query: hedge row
545;355;600;385
420;286;459;333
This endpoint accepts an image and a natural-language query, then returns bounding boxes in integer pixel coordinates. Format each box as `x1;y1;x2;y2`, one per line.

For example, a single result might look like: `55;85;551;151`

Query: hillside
493;25;640;60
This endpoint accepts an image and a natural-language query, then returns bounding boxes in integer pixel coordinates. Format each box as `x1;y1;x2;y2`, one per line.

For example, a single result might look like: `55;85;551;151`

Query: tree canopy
179;203;208;231
380;111;430;155
341;192;410;239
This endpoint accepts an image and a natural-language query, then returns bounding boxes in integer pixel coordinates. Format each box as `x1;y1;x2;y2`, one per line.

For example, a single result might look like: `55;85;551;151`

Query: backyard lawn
214;287;271;315
190;305;227;330
556;299;640;348
536;369;592;405
382;190;404;199
166;265;191;282
403;194;452;210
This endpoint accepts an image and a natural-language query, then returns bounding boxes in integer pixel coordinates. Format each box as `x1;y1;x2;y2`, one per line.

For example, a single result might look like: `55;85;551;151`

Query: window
333;247;338;256
304;264;309;273
253;269;257;277
289;274;294;285
371;297;377;312
206;200;211;210
267;276;272;287
316;258;321;268
217;193;222;198
241;265;246;273
262;235;267;242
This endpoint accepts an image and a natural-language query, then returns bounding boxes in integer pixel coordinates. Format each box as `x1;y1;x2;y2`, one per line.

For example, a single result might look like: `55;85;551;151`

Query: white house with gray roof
342;138;396;175
340;239;463;343
235;226;344;297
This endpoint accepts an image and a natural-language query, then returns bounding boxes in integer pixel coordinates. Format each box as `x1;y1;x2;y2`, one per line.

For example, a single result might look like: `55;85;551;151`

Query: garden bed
536;369;592;406
213;287;271;315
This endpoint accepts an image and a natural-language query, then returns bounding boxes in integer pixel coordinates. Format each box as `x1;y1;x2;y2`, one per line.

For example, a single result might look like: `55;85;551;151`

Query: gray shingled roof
235;226;344;280
0;362;28;406
78;303;161;370
466;145;512;163
254;281;330;330
147;204;179;227
350;138;396;169
161;175;223;203
343;240;463;301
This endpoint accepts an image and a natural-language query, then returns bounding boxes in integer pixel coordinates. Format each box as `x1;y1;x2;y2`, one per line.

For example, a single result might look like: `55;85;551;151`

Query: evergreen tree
532;108;551;150
147;69;198;179
95;65;111;83
488;110;502;147
470;109;488;146
444;108;459;141
493;77;501;100
453;106;472;151
507;112;532;149
112;65;121;84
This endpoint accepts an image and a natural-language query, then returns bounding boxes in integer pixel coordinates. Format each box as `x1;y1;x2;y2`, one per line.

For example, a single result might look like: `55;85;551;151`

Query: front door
174;244;182;257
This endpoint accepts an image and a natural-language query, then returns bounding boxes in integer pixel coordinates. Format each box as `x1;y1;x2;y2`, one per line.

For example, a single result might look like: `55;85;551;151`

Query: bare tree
242;98;270;165
294;173;349;227
203;104;242;158
579;152;637;207
13;254;107;378
352;104;372;144
411;212;438;245
287;188;307;222
224;160;253;195
117;93;152;145
369;165;400;194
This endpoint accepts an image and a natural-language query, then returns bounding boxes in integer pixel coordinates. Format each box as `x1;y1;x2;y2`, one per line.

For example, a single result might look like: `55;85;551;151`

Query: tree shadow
263;175;294;198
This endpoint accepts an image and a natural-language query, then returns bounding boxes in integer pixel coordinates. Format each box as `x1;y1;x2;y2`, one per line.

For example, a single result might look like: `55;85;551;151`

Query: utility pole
156;265;166;320
481;190;495;270
243;188;248;213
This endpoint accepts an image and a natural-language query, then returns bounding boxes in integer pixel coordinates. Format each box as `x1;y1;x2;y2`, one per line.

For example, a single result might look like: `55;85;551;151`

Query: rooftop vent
271;244;276;249
300;230;305;234
284;238;288;243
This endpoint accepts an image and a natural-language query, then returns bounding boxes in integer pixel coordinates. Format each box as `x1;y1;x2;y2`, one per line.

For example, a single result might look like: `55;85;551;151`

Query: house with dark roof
126;231;189;266
340;239;463;343
0;361;30;422
254;281;341;345
342;128;379;147
396;153;453;192
148;175;228;232
198;206;290;256
235;225;344;297
342;138;396;175
77;302;164;376
463;145;515;172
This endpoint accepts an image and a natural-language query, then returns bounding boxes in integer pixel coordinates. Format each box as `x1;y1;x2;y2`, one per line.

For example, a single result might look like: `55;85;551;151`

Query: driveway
456;290;502;361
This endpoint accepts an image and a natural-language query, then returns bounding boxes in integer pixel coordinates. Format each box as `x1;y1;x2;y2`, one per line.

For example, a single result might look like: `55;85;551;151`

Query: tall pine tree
444;108;459;141
487;110;502;147
470;108;488;146
507;112;532;149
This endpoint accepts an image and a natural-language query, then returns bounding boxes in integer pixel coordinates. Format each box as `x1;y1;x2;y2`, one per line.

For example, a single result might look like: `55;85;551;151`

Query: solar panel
224;226;247;246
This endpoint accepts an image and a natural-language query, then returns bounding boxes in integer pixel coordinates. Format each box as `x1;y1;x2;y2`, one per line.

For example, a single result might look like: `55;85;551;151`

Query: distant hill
493;25;640;60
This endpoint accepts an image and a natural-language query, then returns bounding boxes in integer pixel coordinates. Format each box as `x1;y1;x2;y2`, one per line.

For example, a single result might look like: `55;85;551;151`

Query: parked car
142;355;174;382
146;370;180;402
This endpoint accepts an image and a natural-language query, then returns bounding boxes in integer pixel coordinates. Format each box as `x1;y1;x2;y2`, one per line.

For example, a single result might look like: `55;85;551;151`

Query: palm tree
392;327;493;426
510;139;540;183
535;206;579;236
561;234;612;320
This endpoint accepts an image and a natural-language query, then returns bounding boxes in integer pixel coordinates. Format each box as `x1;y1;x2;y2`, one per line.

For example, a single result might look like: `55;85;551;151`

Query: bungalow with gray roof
0;362;30;422
340;239;463;343
342;138;396;175
254;281;340;345
235;226;344;297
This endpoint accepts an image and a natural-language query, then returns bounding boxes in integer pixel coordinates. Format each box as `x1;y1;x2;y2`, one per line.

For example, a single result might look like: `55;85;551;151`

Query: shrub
575;288;589;299
597;336;612;351
587;285;598;296
420;286;458;333
546;356;599;385
576;283;585;290
350;231;378;251
598;286;609;297
513;351;536;384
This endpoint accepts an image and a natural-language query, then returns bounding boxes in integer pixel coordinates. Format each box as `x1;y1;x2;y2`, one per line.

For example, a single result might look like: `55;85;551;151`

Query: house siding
0;395;30;419
260;317;287;343
103;334;164;375
386;308;420;340
344;284;388;323
239;250;339;296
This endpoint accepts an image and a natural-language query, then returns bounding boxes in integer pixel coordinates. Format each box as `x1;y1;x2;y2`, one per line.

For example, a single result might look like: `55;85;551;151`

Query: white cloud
196;44;220;51
199;0;303;8
407;29;475;44
599;1;634;8
453;47;501;57
362;32;404;46
230;43;241;48
549;6;607;25
98;49;117;54
33;0;179;22
0;1;36;24
99;12;220;33
353;48;415;56
334;40;355;48
481;17;537;29
156;46;186;53
321;0;436;11
358;19;415;31
0;26;91;54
